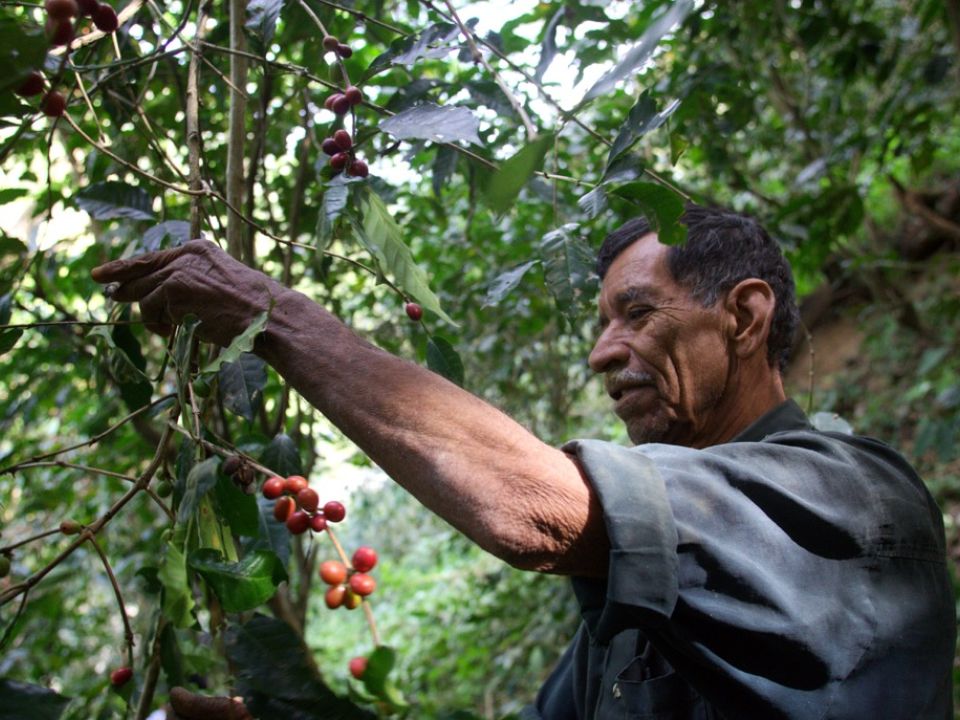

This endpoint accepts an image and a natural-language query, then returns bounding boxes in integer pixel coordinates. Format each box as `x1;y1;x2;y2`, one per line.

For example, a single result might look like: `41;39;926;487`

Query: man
92;205;954;718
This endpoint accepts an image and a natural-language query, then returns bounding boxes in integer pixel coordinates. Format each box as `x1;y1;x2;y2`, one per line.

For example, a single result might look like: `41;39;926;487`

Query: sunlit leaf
214;474;260;537
200;312;269;375
246;0;285;45
380;103;481;145
177;457;220;523
481;133;554;214
158;543;195;628
605;92;681;172
482;260;538;307
188;549;286;612
538;223;597;321
609;182;687;246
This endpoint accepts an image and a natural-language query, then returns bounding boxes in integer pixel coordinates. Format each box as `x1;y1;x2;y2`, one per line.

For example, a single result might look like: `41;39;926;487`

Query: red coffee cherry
348;656;367;680
319;560;348;586
322;500;346;523
349;572;376;597
336;43;353;58
347;159;369;178
405;302;423;321
309;514;328;533
284;475;308;495
286;510;310;535
41;91;67;117
45;17;74;46
15;72;45;98
273;496;295;523
261;476;285;499
324;584;346;609
322;35;339;52
344;86;363;106
77;0;98;16
321;137;340;156
324;93;342;111
343;589;362;609
330;152;349;171
110;667;133;687
351;546;377;573
59;519;82;535
331;94;351;115
296;487;319;513
333;129;352;150
45;0;79;20
93;3;119;33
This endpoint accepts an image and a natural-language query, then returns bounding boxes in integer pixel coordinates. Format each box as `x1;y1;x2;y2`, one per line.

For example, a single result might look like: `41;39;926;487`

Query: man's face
588;234;732;447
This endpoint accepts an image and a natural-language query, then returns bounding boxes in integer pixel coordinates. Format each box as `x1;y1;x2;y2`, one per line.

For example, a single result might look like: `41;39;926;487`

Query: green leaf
218;353;268;422
356;190;457;326
143;220;191;251
577;186;607;220
214;474;260;537
158;543;195;628
75;181;155;221
0;15;47;96
360;646;409;710
159;622;185;688
609;182;687;246
177;457;220;523
200;311;269;375
482;260;539;307
248;496;291;567
533;7;564;83
426;336;465;387
246;0;285;45
379;103;481;145
365;22;460;79
538;223;597;321
0;188;28;204
188;549;285;612
317;179;350;249
0;329;22;356
481;134;555;214
605;92;681;172
0;234;28;295
261;433;303;478
0;679;70;720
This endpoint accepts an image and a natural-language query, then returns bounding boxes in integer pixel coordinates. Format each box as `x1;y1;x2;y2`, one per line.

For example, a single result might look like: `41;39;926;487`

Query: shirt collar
732;399;812;443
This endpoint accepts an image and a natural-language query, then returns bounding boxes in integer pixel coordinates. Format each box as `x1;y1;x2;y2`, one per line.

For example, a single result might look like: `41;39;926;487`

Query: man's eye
627;306;651;321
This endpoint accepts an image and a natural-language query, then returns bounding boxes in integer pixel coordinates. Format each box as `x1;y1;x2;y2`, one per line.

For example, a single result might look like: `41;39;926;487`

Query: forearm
257;287;608;575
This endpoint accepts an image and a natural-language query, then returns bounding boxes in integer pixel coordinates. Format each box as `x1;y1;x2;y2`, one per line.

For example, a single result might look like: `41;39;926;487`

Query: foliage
0;0;958;717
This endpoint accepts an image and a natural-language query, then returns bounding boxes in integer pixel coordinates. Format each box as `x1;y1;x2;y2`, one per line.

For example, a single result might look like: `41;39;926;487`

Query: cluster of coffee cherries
318;545;377;610
14;0;119;117
318;34;369;178
222;454;256;494
262;475;346;535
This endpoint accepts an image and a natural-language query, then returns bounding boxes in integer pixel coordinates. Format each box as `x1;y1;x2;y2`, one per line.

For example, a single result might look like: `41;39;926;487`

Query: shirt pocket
611;658;710;719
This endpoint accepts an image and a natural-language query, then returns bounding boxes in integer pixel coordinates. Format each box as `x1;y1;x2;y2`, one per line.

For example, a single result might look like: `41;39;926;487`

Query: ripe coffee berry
319;560;348;586
330;152;349;171
296;487;319;513
77;0;97;15
325;584;346;609
331;94;351;116
59;519;82;535
347;160;369;178
322;35;339;51
15;72;45;98
93;3;119;32
344;86;363;106
222;455;242;476
110;667;133;687
405;302;423;322
349;572;376;597
45;0;78;20
348;656;367;680
333;129;352;150
336;43;353;58
273;496;295;522
352;546;377;573
321;137;340;156
284;475;308;495
309;514;328;533
41;91;67;117
324;93;342;111
323;500;346;522
262;476;285;499
45;18;74;46
286;510;310;535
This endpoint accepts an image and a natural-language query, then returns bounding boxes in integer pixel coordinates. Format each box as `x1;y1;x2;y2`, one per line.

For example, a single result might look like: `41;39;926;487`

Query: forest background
1;0;959;717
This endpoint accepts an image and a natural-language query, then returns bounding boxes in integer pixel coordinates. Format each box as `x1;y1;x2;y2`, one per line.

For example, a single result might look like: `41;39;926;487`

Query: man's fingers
168;686;253;720
90;240;206;284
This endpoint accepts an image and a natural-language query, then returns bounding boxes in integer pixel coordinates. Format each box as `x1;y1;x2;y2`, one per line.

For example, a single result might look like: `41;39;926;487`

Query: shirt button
612;682;622;699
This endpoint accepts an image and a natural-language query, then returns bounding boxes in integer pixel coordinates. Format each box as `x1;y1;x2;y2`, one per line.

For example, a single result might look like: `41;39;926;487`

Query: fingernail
104;282;120;298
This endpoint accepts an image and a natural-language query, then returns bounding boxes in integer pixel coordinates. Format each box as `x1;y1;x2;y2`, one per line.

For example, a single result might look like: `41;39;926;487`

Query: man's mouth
605;371;656;401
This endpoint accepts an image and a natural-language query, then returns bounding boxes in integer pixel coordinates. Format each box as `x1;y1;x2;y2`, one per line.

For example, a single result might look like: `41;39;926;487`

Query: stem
0;528;61;554
86;532;135;662
186;16;205;239
133;617;165;720
0;320;139;330
226;0;249;261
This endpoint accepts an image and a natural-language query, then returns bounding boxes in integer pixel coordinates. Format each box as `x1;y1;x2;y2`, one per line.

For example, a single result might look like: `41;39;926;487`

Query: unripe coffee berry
310;514;328;533
273;496;295;522
262;476;285;500
93;3;119;32
319;560;348;586
284;475;308;495
110;667;133;687
60;519;82;535
0;556;11;578
322;35;339;51
325;584;346;609
405;302;423;321
296;487;319;513
331;95;351;115
352;546;377;573
156;480;173;498
15;71;45;98
349;572;376;597
45;0;78;20
323;500;346;522
41;91;67;117
286;510;310;535
348;656;367;679
333;129;352;150
336;43;353;58
344;589;362;609
321;137;340;156
347;160;369;178
344;86;363;106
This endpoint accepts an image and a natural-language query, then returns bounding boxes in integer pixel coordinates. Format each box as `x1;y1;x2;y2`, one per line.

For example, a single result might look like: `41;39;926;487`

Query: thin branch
313;0;407;35
186;8;207;245
0;529;61;555
0;319;139;330
85;531;135;662
226;0;249;261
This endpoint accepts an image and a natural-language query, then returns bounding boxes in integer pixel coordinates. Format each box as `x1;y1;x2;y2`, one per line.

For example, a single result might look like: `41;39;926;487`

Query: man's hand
91;240;285;346
165;686;254;719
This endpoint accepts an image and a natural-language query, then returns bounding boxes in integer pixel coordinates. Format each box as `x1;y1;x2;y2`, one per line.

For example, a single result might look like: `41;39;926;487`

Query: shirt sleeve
563;432;953;718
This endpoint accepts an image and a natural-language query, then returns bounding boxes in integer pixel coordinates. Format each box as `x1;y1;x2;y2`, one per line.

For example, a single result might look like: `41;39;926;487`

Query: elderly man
93;205;954;719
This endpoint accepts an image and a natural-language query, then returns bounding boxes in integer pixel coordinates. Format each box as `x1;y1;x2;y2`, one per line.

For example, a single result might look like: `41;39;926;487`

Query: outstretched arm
92;241;608;576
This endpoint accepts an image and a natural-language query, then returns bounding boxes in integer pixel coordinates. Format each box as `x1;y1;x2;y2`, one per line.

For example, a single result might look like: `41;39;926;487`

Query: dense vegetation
1;0;958;717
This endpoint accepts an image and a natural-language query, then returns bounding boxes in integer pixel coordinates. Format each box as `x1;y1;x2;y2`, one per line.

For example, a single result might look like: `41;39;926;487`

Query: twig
0;528;61;555
134;616;166;720
226;0;249;261
186;9;206;239
313;0;407;35
298;0;350;86
85;531;135;663
0;319;139;331
0;590;30;650
49;0;146;55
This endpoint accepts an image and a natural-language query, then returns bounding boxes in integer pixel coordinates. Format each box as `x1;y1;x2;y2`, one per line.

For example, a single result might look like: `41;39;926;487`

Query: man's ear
723;279;776;361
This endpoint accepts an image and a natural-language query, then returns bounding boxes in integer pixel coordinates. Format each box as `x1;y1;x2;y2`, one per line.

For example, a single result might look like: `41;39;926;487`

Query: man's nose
588;326;629;374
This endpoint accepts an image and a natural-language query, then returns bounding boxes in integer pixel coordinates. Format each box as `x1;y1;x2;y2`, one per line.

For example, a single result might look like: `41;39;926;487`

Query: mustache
604;369;656;399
